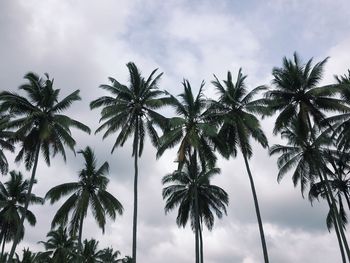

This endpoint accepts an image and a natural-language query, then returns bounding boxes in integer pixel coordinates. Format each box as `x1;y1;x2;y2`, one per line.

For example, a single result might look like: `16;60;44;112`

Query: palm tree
0;72;91;259
264;52;348;135
0;171;43;260
79;239;103;263
210;69;269;262
309;150;350;230
265;53;350;260
0;114;14;175
45;146;123;250
269;119;349;262
90;62;168;262
99;247;124;263
157;80;217;170
162;153;228;263
38;226;77;262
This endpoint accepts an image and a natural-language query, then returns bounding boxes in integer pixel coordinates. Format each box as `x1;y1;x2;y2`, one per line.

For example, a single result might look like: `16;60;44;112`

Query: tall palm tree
269;119;349;262
0;114;14;175
162;153;228;263
157;80;217;170
309;150;350;230
45;146;123;250
210;69;269;262
38;226;77;263
0;72;91;259
0;171;43;260
90;62;168;263
265;53;350;260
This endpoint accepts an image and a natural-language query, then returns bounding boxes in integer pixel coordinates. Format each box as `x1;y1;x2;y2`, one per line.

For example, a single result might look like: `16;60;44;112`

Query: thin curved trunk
319;172;350;261
243;154;269;263
194;186;200;263
132;118;139;263
78;213;85;252
0;229;6;261
199;219;203;263
8;143;41;261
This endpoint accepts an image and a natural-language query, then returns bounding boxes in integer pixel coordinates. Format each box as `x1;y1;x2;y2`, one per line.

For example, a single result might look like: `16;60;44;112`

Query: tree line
0;53;350;263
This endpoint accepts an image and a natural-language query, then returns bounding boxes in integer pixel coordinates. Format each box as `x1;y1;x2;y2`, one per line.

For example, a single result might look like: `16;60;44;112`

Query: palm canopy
79;239;104;263
45;146;123;240
99;247;123;263
162;154;228;231
90;62;168;156
38;226;77;263
309;150;350;230
0;171;43;243
0;72;91;169
157;80;217;169
326;70;350;151
269;119;332;194
264;52;349;136
0;114;14;175
209;68;268;158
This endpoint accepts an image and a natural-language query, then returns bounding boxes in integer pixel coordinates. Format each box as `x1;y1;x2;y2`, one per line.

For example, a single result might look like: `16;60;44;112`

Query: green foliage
45;146;123;245
0;171;43;245
157;80;217;169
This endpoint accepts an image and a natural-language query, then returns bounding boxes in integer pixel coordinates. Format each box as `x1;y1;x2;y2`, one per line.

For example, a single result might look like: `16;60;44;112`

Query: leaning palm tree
0;114;14;175
45;146;123;251
157;80;217;170
0;72;91;259
269;119;349;262
210;69;269;262
162;153;228;263
309;150;350;230
90;62;168;263
38;226;77;263
265;53;350;260
0;171;43;260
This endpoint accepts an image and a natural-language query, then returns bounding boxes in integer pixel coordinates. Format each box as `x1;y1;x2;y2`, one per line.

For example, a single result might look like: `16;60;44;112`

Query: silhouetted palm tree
210;69;269;262
90;62;168;262
157;80;217;170
265;53;350;261
162;153;228;263
45;146;123;251
0;72;91;259
309;150;350;230
270;120;349;262
38;226;77;262
0;171;43;260
99;247;124;263
80;239;103;263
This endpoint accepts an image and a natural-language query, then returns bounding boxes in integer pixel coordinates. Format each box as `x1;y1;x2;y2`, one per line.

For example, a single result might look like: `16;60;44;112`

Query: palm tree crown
45;146;123;249
0;114;14;175
157;80;217;169
264;52;348;135
0;171;43;251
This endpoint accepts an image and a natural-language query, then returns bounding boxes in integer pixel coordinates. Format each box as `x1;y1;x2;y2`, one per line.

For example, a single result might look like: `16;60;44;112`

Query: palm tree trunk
78;212;85;252
199;220;204;263
243;154;269;263
8;143;41;261
194;186;200;263
0;230;6;261
132;118;139;263
319;172;350;261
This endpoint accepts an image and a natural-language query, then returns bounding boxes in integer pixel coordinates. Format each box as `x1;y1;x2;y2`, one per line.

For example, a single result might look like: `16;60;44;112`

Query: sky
1;0;350;262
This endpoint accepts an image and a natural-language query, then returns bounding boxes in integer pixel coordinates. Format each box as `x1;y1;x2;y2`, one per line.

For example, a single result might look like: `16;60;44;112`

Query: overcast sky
1;0;350;262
